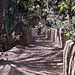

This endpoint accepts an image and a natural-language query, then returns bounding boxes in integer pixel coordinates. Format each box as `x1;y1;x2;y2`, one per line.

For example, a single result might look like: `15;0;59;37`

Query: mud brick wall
50;28;55;42
31;28;37;37
25;29;32;45
14;29;32;46
54;28;62;47
45;28;49;38
46;28;69;48
47;28;55;42
63;40;75;75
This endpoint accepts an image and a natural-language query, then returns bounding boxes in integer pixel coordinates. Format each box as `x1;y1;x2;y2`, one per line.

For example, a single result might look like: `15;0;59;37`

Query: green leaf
17;0;20;3
62;2;66;5
58;2;66;7
59;7;63;12
66;33;70;36
72;33;75;37
72;6;75;11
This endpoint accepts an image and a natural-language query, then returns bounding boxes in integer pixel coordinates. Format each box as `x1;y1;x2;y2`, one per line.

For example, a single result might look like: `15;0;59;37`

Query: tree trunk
68;0;72;23
0;0;4;51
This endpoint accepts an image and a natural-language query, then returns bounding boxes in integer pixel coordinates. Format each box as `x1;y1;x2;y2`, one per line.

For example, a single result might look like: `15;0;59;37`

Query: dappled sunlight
0;36;63;75
0;0;74;74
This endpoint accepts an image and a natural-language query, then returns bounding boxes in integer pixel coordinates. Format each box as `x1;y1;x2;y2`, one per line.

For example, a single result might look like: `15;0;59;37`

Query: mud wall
31;28;37;37
63;40;75;75
46;28;75;75
46;28;69;48
14;29;32;46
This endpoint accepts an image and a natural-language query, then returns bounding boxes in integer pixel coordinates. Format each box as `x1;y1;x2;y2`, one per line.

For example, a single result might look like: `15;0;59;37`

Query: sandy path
0;35;63;75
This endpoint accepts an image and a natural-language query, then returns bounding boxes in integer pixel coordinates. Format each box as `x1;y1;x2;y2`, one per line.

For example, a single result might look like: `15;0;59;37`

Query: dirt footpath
0;35;63;75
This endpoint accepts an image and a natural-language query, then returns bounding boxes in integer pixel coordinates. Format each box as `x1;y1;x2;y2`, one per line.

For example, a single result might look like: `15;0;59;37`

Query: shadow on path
0;35;63;75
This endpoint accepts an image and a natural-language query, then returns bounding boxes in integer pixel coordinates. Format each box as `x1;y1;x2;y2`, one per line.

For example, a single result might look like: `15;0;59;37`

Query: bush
65;18;75;41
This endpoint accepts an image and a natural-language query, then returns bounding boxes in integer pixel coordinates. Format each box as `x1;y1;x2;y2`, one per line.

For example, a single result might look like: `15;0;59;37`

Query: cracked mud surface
0;35;63;75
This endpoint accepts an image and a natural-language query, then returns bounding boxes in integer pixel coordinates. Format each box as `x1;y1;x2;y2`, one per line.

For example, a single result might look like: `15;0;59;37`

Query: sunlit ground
0;35;63;75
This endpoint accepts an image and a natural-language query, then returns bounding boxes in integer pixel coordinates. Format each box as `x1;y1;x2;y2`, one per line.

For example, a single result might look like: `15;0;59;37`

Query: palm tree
0;0;4;51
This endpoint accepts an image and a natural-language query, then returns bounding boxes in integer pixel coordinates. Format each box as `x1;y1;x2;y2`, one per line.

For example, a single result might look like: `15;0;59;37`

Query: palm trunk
0;0;4;51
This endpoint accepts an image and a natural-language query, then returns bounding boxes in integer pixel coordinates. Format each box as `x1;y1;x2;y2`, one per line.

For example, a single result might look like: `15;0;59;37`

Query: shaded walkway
0;35;63;75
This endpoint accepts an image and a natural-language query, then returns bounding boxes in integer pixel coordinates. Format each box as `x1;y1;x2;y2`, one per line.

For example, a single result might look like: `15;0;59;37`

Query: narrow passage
0;35;63;75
